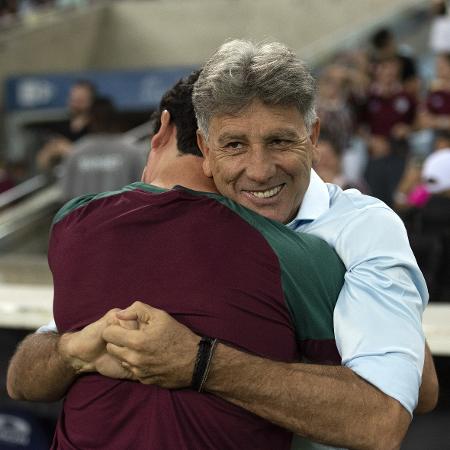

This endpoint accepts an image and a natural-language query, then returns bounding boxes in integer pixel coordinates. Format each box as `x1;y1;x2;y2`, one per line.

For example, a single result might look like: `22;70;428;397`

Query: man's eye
225;142;243;150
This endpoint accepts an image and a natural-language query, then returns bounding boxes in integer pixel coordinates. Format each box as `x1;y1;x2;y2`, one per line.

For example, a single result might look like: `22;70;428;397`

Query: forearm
205;343;410;450
7;332;76;402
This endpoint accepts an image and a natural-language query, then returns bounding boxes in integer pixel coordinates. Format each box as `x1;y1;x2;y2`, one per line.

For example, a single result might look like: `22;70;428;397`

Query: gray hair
193;39;317;137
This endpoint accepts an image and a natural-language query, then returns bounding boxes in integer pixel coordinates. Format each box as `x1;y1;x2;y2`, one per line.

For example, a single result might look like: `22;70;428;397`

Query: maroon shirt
426;89;450;115
364;88;416;137
50;186;300;450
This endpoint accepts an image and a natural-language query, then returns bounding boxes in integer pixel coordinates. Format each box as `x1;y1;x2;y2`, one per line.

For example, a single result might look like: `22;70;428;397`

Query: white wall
91;0;427;69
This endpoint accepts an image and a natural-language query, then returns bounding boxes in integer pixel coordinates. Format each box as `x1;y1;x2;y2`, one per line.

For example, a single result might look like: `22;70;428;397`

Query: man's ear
197;130;213;178
309;118;321;164
151;110;173;150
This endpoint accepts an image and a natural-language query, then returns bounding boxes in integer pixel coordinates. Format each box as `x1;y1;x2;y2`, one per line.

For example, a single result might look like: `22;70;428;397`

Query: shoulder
325;187;411;264
52;183;147;226
328;186;394;220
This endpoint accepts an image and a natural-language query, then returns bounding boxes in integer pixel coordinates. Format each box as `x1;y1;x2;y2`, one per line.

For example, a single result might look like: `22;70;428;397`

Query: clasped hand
98;301;201;389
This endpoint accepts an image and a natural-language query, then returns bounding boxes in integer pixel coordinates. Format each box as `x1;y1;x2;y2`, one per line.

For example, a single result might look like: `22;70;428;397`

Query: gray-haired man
102;40;436;449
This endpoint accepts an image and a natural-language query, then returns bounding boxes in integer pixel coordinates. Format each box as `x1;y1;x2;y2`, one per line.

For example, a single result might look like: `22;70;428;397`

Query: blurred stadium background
0;0;449;448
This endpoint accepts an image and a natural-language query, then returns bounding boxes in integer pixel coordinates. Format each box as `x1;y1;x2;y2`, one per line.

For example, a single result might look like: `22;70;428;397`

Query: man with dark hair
150;70;202;157
370;27;417;87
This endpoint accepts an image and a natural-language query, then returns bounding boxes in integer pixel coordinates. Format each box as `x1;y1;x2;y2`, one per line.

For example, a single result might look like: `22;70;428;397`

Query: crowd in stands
312;1;450;301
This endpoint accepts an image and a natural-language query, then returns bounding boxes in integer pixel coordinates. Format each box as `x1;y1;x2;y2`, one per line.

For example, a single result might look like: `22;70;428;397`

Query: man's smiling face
198;100;320;224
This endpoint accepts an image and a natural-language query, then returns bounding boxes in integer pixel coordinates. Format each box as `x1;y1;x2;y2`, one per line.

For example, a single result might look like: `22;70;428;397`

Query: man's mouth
244;184;284;199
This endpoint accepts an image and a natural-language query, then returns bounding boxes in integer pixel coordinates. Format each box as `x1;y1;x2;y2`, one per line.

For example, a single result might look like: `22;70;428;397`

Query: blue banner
4;67;197;112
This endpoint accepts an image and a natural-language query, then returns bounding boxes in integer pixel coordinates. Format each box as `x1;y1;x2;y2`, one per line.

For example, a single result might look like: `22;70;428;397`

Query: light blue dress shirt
290;170;427;450
289;170;427;415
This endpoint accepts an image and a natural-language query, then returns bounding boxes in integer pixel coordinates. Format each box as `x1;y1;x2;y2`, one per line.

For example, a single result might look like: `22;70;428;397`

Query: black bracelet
191;336;218;392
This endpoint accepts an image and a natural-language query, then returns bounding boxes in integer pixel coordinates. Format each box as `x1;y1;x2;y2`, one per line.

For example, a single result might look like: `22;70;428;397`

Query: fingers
103;308;122;326
115;301;158;323
119;319;139;330
106;345;154;382
102;324;141;348
103;309;139;330
105;343;132;364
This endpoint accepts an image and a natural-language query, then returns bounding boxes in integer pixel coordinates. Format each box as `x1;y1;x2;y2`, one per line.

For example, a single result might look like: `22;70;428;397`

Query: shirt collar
288;169;330;226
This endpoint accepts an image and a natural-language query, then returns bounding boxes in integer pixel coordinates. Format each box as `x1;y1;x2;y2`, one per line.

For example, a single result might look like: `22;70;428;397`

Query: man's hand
102;301;201;388
7;309;136;402
60;309;136;380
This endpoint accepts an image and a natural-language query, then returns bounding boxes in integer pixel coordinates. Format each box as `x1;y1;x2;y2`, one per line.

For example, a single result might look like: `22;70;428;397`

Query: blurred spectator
361;56;417;143
61;96;145;200
418;53;450;131
0;0;18;27
429;0;450;53
395;130;450;211
435;128;450;148
422;147;450;199
314;129;367;192
369;27;419;94
314;131;346;186
364;135;406;206
407;148;450;301
394;156;428;212
316;64;355;151
36;79;96;171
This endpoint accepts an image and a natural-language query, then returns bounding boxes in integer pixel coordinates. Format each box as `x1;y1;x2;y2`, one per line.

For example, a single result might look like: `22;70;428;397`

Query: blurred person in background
0;0;18;26
369;27;419;95
394;131;450;212
314;129;368;192
361;56;417;144
364;135;407;206
359;56;418;205
418;53;450;133
61;96;145;200
429;0;450;54
407;148;450;301
316;64;355;152
313;130;345;186
419;148;450;232
36;79;96;171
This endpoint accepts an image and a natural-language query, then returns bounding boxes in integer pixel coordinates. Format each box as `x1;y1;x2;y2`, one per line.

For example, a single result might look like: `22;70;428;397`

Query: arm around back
7;332;76;402
204;342;411;450
7;310;134;402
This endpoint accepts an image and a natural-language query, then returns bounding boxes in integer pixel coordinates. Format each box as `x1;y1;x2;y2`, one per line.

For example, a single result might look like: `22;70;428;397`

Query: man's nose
245;146;276;183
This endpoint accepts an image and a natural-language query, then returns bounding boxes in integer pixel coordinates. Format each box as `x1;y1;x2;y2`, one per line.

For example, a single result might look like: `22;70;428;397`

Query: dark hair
435;129;450;142
89;96;117;133
152;70;202;157
318;127;343;156
440;52;450;65
371;28;393;50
